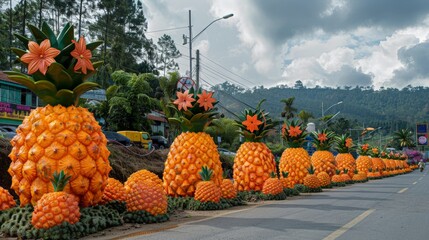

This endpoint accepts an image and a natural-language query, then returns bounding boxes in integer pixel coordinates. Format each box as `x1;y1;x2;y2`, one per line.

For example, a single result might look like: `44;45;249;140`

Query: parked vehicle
102;131;132;146
151;135;169;149
0;125;17;132
117;131;152;149
0;131;16;139
218;148;236;157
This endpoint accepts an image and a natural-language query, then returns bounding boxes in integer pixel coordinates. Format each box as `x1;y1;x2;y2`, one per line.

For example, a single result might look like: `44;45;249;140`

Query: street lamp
183;10;233;92
322;101;343;117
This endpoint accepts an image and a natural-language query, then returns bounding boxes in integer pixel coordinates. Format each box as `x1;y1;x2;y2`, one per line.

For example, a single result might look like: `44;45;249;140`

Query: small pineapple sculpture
101;178;127;204
233;100;277;191
303;166;322;191
262;172;284;196
334;134;356;178
5;22;110;207
317;172;331;188
0;187;16;211
280;172;294;189
340;169;352;184
194;166;222;203
310;130;337;177
163;89;223;197
125;179;168;216
279;120;310;185
331;170;345;186
370;147;385;177
31;171;80;229
352;169;367;183
220;170;237;199
356;143;374;175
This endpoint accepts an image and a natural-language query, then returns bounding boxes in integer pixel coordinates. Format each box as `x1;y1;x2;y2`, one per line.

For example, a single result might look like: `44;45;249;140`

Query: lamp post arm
191;18;223;42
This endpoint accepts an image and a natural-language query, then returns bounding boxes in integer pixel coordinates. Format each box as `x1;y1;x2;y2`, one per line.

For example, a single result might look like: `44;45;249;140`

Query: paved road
130;170;428;240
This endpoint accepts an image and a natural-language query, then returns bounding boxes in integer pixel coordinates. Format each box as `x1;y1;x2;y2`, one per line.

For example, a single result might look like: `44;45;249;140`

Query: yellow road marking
398;188;408;193
323;209;375;240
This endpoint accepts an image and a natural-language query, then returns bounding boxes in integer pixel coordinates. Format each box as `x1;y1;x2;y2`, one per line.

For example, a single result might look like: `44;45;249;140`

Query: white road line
323;209;375;240
419;177;423;181
413;181;418;185
398;188;408;193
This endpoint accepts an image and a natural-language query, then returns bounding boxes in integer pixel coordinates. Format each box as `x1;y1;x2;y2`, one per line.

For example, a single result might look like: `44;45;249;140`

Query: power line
200;53;257;85
146;26;188;33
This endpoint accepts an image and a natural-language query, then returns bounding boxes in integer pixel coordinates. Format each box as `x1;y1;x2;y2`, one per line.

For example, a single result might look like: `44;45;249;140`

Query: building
147;110;168;137
0;72;37;126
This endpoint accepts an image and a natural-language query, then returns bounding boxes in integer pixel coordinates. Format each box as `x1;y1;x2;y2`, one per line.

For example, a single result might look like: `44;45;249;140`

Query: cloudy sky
143;0;429;90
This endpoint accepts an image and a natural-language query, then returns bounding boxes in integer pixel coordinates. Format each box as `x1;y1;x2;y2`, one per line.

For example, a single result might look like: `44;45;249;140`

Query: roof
147;114;167;122
0;71;13;83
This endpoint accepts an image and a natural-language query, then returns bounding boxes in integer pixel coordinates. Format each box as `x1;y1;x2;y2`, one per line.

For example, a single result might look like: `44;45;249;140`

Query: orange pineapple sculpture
370;147;385;177
356;143;373;175
0;187;16;211
334;134;356;178
220;171;237;199
125;169;163;190
101;178;127;204
331;170;344;185
310;130;337;177
280;172;295;189
233;100;277;191
5;23;110;207
194;166;222;203
163;89;222;197
317;171;331;188
279;120;310;185
126;179;168;216
31;171;80;229
303;166;322;190
262;172;284;195
340;169;352;183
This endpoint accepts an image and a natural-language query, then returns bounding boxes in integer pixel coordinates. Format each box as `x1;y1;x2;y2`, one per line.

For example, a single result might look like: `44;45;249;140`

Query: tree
297;110;313;125
294;80;304;89
156;34;181;76
392;129;415;149
280;97;297;119
104;70;158;131
205;117;240;150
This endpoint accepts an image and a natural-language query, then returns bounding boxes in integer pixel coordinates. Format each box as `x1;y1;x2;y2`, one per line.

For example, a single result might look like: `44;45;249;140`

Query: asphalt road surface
131;170;428;240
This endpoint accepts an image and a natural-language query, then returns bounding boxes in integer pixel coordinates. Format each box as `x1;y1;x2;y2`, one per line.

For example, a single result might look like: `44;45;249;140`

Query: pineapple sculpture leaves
5;22;111;207
163;89;223;197
279;119;311;186
233;100;277;192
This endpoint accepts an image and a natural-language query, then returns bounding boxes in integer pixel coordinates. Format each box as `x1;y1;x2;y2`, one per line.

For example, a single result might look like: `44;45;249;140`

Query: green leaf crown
234;99;275;142
282;119;308;148
4;22;103;106
310;129;335;151
168;88;219;132
334;134;355;153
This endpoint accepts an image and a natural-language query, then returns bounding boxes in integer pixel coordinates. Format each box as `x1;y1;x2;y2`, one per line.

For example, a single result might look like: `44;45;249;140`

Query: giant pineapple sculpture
334;134;356;178
356;143;373;175
163;89;223;197
310;129;337;177
5;23;110;207
278;120;310;185
233;100;277;191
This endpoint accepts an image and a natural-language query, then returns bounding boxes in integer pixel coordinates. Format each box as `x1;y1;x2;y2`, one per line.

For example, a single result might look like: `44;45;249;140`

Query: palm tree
297;110;313;125
280;97;297;119
393;129;415;148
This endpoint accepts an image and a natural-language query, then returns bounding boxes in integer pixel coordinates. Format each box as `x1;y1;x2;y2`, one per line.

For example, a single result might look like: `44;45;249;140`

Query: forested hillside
212;82;428;133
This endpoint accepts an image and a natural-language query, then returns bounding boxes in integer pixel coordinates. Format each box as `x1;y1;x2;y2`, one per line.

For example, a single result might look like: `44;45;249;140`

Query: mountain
212;83;428;133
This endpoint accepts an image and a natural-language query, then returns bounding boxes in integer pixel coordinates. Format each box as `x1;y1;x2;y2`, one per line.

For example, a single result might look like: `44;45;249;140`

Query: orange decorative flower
317;133;327;142
71;36;94;74
242;115;262;133
20;39;60;75
345;138;353;148
361;144;369;151
372;148;379;154
197;90;216;111
288;125;302;137
173;90;195;111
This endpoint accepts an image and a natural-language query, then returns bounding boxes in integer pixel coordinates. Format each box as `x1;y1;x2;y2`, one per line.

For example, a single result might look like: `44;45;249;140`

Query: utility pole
9;0;13;68
196;49;200;92
188;10;192;80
